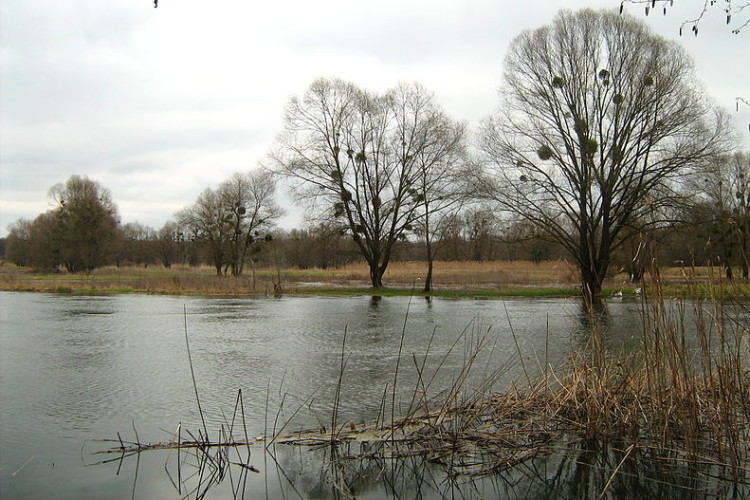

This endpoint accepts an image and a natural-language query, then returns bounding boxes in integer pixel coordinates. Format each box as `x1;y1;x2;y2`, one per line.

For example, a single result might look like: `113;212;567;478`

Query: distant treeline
2;179;747;280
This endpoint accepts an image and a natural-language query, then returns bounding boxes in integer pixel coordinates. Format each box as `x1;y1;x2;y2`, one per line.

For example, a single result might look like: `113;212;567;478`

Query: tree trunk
423;236;434;292
211;242;224;275
629;239;647;283
424;258;433;292
629;268;643;282
580;265;604;309
725;264;734;280
578;217;609;309
370;264;384;288
741;225;749;279
367;258;386;288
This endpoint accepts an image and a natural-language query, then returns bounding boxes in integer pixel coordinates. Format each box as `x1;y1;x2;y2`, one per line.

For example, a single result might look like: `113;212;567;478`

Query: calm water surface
0;292;702;499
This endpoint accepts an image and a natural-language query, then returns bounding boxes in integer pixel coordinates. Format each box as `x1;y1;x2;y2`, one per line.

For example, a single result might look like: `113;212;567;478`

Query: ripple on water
4;292;703;499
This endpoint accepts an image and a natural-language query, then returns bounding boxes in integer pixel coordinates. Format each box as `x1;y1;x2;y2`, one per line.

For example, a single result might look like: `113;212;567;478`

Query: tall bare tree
272;78;465;288
406;90;467;291
156;220;185;269
177;187;227;275
478;9;734;303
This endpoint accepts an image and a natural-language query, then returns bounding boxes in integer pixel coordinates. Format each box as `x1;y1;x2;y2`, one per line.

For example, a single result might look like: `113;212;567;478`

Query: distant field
0;259;738;297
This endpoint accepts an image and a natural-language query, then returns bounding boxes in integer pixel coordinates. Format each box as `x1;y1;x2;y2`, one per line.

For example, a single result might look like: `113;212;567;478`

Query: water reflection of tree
264;439;748;499
575;300;610;331
530;440;746;500
571;300;651;358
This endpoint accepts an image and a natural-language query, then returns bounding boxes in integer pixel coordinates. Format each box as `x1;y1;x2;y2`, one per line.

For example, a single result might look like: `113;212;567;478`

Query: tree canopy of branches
156;220;190;268
408;99;467;291
6;217;46;268
177;170;282;276
49;176;120;272
478;9;734;303
620;0;750;35
689;151;750;277
117;222;157;267
272;78;466;288
282;223;355;270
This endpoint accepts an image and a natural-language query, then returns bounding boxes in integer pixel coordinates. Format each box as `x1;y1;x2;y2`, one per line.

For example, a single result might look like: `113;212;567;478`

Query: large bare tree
272;78;466;288
478;9;734;303
177;187;228;275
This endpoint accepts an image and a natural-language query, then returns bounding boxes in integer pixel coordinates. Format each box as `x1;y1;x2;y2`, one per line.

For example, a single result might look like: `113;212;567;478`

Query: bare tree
177;187;228;275
272;78;465;288
218;170;283;276
434;212;466;261
10;213;65;270
157;220;185;268
691;151;750;277
463;206;500;262
177;170;282;276
478;9;734;304
5;219;34;267
406;89;468;291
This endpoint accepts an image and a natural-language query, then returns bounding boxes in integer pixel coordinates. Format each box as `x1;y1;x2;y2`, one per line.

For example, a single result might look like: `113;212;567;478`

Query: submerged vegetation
94;266;750;499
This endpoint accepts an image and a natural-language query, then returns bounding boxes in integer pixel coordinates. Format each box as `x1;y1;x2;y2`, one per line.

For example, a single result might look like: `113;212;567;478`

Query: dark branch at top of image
620;0;750;34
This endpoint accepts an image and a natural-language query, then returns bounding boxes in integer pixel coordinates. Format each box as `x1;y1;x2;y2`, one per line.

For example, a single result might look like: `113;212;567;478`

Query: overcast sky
1;0;748;236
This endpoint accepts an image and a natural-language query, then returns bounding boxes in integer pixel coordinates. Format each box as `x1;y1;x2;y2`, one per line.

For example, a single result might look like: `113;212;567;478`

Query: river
0;291;724;499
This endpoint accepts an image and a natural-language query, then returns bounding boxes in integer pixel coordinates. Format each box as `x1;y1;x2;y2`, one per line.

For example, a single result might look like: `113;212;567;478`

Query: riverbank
0;259;744;298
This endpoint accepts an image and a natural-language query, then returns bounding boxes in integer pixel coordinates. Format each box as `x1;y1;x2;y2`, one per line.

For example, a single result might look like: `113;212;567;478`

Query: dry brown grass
0;259;582;295
0;259;741;296
384;259;580;287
